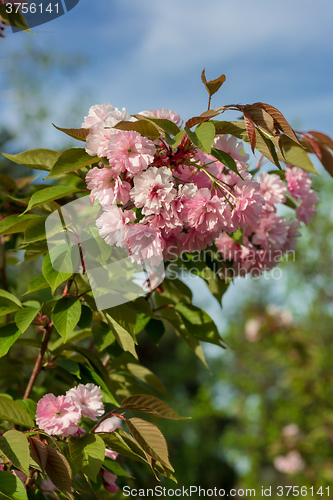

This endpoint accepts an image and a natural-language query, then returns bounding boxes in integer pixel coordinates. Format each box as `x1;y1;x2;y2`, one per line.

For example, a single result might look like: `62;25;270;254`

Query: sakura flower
0;458;4;472
101;470;119;494
258;172;287;211
82;103;127;129
183;188;234;234
213;134;250;163
282;220;301;252
232;179;265;229
295;189;319;224
95;416;122;460
107;130;156;176
85;124;118;158
126;224;165;266
66;383;104;421
130;166;176;215
274;450;305;474
96;205;136;247
286;165;312;199
35;394;81;437
252;213;289;250
86;167;131;206
139;108;182;126
178;228;216;254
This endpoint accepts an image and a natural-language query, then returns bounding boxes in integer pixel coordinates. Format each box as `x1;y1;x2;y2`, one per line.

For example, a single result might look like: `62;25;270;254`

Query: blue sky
2;0;333;143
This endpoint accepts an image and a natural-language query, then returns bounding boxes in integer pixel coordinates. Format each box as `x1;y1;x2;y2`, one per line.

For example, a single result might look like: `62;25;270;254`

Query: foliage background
1;1;333;498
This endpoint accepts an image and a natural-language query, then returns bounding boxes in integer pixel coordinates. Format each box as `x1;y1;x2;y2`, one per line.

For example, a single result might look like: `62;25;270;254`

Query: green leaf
24;186;82;213
77;305;93;330
120;395;188;420
135;115;180;136
105;313;138;359
0;396;34;427
211;147;241;178
15;307;40;334
52;297;81;342
52;125;89;142
44;443;73;500
126;418;174;471
185;122;215;154
16;399;37;421
100;428;150;465
103;458;132;477
0;291;23;318
69;434;105;482
0;471;28;500
24;274;49;294
126;362;167;395
42;253;72;295
92;322;115;351
46;148;99;178
114;120;160;140
280;136;318;174
22;217;47;244
0;430;30;475
1;149;60;172
0;214;43;237
56;359;81;378
0;324;21;357
174;302;224;347
78;363;118;406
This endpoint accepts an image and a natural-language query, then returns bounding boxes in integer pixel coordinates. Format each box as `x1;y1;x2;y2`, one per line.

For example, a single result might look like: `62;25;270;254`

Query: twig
23;322;54;400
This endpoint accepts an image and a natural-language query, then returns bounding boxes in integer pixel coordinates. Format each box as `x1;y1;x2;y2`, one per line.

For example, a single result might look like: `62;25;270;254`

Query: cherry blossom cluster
82;104;319;278
35;383;121;493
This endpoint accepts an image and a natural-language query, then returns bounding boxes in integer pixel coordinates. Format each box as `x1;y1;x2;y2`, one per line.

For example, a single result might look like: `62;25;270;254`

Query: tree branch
23;322;54;400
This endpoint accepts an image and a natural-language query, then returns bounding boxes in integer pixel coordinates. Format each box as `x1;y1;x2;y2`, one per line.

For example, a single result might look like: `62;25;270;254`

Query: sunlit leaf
24;186;82;213
0;395;34;427
69;434;105;482
53;124;89;142
121;394;188;420
201;69;226;98
52;297;82;342
0;430;30;475
46;148;99;178
1;149;60;172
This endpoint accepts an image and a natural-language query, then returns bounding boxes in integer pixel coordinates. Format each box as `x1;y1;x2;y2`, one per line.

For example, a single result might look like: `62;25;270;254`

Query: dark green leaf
52;297;81;342
0;471;28;500
211;147;241;178
0;324;22;357
24;274;49;294
77;305;93;330
174;302;224;347
69;434;105;482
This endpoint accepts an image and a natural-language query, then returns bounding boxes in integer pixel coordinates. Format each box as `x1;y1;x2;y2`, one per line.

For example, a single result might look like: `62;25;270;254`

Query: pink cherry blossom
66;383;104;421
101;470;119;493
95;416;122;460
282;220;301;252
86;167;131;206
252;213;289;250
258;172;287;211
286;165;312;199
213;134;250;163
139;108;182;126
96;205;136;247
107;130;156;176
35;394;81;437
232;179;265;229
130;166;176;215
274;451;305;474
82;103;127;129
295;189;319;224
183;187;234;234
85;124;118;158
126;224;165;266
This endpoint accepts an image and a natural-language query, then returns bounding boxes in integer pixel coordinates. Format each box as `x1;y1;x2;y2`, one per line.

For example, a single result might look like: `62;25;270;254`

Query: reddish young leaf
52;125;89;142
186;110;219;129
28;436;48;472
44;444;73;500
243;112;257;154
316;144;333;177
308;130;333;150
302;135;323;161
252;102;300;145
244;105;275;137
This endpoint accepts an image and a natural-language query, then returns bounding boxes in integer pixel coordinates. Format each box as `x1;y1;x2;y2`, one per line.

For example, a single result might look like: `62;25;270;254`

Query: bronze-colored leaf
243;112;257;154
52;125;89;142
308;130;333;150
302;135;323;161
28;437;48;472
186;110;219;129
126;418;174;471
252;102;300;145
316;144;333;177
114;120;160;140
244;105;275;137
120;394;189;420
44;444;73;500
201;69;226;98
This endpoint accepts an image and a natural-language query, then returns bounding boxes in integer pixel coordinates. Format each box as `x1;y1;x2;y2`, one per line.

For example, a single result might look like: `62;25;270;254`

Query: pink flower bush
66;383;104;420
81;104;319;278
35;394;81;437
